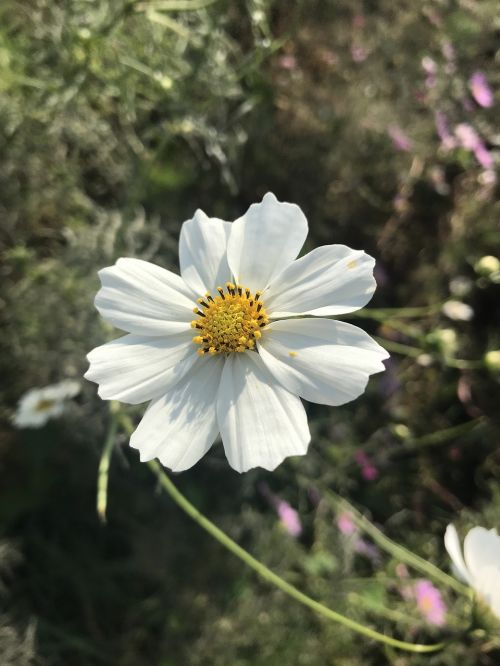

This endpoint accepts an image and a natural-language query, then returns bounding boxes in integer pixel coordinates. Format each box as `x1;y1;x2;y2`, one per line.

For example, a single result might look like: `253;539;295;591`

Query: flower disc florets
191;282;269;355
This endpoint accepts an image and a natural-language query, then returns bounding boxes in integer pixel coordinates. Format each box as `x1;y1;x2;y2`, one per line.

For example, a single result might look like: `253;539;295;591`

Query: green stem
374;337;424;358
375;337;485;370
147;460;446;654
348;304;442;320
443;358;484;370
324;490;469;596
386;418;486;458
96;412;118;523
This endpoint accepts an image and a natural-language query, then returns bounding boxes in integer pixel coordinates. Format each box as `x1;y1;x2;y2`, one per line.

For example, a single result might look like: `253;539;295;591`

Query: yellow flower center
36;399;56;413
191;283;269;355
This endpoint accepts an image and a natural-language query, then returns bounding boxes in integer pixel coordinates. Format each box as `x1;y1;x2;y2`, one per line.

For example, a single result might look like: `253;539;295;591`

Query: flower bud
426;328;458;357
484;350;500;373
475;255;500;278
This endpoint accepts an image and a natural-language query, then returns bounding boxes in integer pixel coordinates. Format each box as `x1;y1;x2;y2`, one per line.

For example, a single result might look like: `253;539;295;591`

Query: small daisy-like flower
13;380;80;429
445;524;500;619
85;193;388;473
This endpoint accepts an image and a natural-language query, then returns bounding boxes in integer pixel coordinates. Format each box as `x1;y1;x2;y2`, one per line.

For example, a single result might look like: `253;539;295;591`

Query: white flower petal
464;526;500;581
85;332;196;404
258;318;388;406
227;192;308;292
217;352;310;473
264;245;376;317
95;258;195;335
444;524;472;585
179;210;232;295
475;565;500;619
130;357;224;471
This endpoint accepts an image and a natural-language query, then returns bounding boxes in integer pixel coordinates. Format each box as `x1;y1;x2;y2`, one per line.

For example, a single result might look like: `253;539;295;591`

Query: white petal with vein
130;357;224;471
265;245;376;317
444;524;472;585
258;318;388;406
85;332;196;404
217;352;310;473
179;209;232;295
227;192;308;292
464;527;500;580
95;258;195;335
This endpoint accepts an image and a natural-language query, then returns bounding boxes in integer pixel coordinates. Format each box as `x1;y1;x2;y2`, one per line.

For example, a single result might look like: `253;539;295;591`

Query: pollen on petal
347;259;358;269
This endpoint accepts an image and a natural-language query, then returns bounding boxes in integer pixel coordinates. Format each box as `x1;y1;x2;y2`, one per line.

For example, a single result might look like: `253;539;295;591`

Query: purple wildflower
354;450;379;481
414;580;446;627
336;512;357;536
421;56;437;75
351;45;368;63
388;125;412;152
354;538;381;562
435;112;456;151
276;500;302;537
455;123;493;169
469;72;494;108
278;55;297;71
260;484;302;538
361;465;379;481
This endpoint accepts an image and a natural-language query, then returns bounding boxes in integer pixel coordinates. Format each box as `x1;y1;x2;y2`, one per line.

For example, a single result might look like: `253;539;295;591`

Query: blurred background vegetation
1;0;500;664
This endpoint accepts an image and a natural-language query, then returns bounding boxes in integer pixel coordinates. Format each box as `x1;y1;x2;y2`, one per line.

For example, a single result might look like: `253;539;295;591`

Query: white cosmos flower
85;193;389;473
13;380;80;428
445;524;500;618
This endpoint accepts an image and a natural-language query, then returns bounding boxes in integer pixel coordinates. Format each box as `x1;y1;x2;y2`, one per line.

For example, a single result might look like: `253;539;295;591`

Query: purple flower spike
469;72;494;108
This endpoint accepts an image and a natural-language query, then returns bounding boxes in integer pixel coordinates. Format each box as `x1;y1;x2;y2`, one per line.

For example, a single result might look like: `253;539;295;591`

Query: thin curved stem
96;410;119;523
147;460;446;654
324;490;469;596
347;304;443;319
375;337;485;369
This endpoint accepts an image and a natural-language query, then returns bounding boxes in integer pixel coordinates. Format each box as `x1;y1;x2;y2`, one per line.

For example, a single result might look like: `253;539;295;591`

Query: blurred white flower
441;300;474;321
13;380;80;429
445;524;500;619
449;276;473;298
416;353;434;367
85;193;388;473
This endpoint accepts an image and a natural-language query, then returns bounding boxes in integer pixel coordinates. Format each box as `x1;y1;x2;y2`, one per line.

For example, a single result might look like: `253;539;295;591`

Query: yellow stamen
190;283;268;355
36;399;56;413
288;351;297;358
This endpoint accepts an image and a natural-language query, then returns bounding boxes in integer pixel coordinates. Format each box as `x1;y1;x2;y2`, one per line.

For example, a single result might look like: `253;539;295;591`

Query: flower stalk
147;458;446;654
